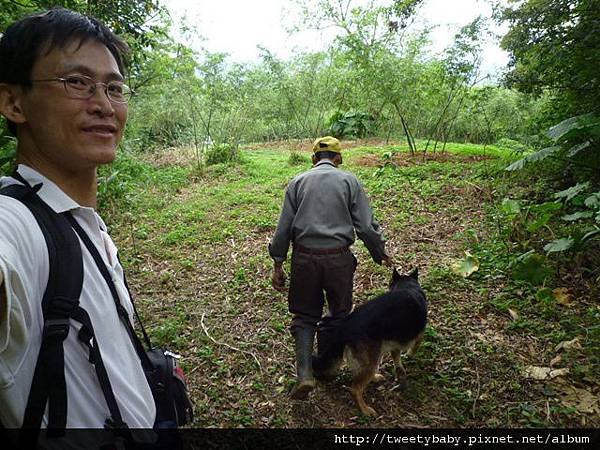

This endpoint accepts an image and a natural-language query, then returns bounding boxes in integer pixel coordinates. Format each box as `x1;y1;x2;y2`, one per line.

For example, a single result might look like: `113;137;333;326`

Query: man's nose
88;85;115;115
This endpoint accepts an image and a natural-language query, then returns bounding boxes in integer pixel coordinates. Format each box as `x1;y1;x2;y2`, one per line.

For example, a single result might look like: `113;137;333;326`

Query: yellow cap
312;136;342;154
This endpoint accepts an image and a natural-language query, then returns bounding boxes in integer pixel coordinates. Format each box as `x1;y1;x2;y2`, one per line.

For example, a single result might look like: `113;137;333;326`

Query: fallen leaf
557;386;600;414
451;251;479;278
555;337;582;352
508;308;519;321
259;401;275;408
553;287;574;306
523;366;569;380
550;354;562;367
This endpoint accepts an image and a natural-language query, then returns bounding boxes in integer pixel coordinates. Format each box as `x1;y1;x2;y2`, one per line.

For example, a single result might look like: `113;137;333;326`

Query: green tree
293;0;427;149
425;17;486;152
500;0;600;116
499;0;600;180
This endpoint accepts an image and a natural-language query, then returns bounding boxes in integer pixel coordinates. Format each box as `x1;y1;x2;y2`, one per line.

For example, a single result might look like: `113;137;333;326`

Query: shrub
495;138;529;155
205;143;239;166
288;151;309;166
327;111;376;139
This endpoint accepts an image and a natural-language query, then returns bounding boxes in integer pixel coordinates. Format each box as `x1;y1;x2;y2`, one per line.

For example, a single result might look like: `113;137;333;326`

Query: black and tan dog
313;268;427;416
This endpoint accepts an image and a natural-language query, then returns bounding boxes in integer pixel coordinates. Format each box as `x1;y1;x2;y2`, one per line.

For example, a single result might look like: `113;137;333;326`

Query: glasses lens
64;75;94;97
107;82;131;103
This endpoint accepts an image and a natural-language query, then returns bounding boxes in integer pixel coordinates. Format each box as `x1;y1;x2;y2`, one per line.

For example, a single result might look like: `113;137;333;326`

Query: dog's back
313;268;427;416
344;275;427;344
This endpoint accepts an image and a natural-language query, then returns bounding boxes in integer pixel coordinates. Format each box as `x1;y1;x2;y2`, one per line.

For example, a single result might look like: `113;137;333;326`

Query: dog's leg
373;353;385;383
391;349;406;377
407;331;425;356
349;342;381;416
318;354;344;381
391;349;407;390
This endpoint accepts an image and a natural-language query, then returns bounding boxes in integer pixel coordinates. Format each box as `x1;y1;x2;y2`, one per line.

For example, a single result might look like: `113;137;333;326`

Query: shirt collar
314;160;336;168
13;164;81;214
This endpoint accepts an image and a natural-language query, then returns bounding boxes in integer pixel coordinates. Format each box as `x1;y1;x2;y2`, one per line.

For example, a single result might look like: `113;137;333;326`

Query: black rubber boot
290;329;316;400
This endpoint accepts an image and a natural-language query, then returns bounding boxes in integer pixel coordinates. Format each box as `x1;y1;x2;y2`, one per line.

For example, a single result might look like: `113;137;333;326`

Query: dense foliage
496;0;599;303
501;0;600;116
500;0;599;180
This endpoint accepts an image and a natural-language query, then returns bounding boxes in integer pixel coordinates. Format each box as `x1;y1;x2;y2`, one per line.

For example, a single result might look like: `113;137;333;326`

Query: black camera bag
145;348;194;427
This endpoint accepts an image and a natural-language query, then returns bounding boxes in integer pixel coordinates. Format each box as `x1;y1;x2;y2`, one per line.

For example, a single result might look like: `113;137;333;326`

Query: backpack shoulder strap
0;178;82;435
65;214;153;368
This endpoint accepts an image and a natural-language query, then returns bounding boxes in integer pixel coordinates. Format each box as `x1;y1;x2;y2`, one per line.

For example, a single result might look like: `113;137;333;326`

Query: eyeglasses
30;74;133;103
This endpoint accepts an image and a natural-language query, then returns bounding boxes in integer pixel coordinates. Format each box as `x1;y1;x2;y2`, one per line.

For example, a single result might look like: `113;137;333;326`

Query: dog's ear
392;268;401;283
408;267;418;280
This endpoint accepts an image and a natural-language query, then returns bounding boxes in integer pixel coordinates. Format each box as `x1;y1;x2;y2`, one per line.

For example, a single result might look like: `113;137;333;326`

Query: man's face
17;39;127;172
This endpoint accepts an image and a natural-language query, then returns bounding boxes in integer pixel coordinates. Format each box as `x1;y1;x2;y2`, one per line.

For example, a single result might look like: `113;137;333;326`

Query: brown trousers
288;247;357;334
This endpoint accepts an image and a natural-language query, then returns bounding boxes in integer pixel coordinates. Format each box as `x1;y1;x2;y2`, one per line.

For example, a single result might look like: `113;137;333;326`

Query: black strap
71;307;127;429
121;265;153;350
0;178;83;439
64;214;154;372
11;172;152;350
10;170;30;188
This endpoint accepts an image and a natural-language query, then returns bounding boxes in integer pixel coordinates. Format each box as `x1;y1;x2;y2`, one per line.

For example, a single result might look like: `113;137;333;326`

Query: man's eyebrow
60;64;124;82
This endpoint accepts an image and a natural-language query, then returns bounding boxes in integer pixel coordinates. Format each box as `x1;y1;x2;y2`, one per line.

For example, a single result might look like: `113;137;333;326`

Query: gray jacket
269;160;387;263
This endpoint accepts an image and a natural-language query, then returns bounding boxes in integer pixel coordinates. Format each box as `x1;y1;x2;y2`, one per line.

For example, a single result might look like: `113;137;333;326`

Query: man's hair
314;150;340;161
0;7;129;135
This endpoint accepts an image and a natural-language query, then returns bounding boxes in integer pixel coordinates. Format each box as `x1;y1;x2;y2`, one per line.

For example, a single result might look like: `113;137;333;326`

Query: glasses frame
30;74;133;104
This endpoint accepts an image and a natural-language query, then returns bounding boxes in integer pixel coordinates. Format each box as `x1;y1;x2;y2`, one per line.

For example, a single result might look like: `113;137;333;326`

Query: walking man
269;136;392;399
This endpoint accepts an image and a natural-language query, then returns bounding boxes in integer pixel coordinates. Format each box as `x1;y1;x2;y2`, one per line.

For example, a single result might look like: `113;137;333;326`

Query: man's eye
108;84;124;94
66;77;89;89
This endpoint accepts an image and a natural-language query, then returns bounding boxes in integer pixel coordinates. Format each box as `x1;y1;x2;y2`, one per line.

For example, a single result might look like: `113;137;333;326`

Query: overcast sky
163;0;509;78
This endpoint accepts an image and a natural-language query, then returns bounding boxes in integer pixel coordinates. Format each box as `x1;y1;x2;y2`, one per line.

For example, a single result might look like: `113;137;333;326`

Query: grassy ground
100;139;599;428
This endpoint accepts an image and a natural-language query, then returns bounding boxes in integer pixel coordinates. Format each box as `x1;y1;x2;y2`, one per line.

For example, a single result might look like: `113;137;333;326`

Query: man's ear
334;153;342;166
0;83;27;126
311;154;318;166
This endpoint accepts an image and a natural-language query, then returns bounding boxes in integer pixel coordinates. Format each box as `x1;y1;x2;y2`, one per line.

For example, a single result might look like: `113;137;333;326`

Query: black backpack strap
71;307;128;430
121;266;153;350
0;181;83;437
63;200;194;430
64;214;154;371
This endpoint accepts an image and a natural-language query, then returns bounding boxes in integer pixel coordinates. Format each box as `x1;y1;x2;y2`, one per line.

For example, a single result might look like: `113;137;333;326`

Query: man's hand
382;255;394;267
272;263;287;292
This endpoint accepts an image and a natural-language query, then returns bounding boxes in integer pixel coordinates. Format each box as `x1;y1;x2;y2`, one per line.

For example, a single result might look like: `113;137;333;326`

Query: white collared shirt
0;165;155;428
